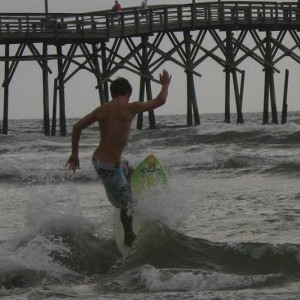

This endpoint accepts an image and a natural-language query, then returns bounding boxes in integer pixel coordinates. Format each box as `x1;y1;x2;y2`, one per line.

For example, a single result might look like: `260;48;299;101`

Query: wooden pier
1;1;300;135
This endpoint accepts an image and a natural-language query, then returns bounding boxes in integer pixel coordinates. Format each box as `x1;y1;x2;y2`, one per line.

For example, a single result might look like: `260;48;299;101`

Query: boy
66;70;171;246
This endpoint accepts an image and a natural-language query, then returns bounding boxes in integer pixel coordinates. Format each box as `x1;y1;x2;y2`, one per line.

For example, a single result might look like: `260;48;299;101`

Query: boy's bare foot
124;231;136;247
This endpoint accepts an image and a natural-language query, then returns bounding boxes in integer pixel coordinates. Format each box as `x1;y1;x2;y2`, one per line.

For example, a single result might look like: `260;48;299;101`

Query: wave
0;213;120;290
1;151;299;185
0;153;98;185
1;213;299;292
123;223;300;275
2;116;300;185
0;173;96;185
105;223;300;292
260;161;300;175
188;129;300;147
129;119;300;148
106;265;283;293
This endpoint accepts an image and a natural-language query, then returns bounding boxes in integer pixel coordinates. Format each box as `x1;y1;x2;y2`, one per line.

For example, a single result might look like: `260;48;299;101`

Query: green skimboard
113;154;168;255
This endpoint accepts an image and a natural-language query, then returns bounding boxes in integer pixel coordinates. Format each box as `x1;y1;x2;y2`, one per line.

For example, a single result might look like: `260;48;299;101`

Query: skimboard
113;154;168;255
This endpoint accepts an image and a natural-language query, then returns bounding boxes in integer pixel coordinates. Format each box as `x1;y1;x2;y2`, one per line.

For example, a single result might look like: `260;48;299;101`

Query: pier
1;1;300;135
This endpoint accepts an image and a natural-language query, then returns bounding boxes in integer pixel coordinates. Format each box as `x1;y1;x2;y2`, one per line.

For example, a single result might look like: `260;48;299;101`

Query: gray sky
1;0;300;120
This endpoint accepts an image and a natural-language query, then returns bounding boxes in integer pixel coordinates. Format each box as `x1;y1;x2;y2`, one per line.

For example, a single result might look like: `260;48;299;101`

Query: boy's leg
120;160;136;246
120;208;136;246
92;156;136;246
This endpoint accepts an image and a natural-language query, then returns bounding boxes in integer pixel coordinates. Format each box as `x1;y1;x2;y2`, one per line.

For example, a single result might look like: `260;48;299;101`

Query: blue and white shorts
92;155;133;210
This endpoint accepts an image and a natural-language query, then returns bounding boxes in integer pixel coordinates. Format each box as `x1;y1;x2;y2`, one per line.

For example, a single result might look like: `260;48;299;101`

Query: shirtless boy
66;70;171;246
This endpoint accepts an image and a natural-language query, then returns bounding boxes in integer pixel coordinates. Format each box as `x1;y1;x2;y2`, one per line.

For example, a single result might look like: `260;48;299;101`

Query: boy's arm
66;110;98;172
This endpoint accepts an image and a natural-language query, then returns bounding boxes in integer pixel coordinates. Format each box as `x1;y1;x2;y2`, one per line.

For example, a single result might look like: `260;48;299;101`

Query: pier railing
1;2;300;42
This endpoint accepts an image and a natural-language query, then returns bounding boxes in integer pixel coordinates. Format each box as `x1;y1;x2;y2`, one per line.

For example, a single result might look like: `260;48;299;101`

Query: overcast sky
1;0;300;120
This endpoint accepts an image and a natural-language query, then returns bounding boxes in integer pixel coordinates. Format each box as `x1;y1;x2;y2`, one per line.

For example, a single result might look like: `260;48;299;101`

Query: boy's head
110;77;132;98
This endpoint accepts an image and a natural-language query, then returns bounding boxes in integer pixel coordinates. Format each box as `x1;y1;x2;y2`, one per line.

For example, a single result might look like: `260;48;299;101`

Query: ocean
0;112;300;299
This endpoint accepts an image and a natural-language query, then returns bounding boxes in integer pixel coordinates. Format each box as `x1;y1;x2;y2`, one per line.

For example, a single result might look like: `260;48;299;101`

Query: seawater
1;113;300;299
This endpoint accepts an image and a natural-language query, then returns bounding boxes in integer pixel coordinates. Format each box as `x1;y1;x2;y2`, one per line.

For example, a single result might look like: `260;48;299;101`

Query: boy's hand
159;69;172;86
66;154;80;172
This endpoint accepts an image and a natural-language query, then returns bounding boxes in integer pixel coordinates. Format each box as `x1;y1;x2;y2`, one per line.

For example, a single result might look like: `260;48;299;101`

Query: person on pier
141;0;148;9
140;0;148;19
66;70;172;246
111;0;122;26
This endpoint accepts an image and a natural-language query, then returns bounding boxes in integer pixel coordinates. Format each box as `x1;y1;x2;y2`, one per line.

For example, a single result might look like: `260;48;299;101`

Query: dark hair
110;77;132;98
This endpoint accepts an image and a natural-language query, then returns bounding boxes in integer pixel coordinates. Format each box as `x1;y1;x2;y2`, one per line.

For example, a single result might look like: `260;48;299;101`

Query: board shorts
92;155;133;211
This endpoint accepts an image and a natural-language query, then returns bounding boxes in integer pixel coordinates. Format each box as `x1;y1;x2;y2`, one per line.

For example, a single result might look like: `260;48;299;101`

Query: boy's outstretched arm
131;69;172;113
66;110;98;172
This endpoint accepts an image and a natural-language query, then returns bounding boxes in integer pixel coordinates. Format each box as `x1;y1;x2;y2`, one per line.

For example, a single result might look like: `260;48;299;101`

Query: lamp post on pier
44;0;48;14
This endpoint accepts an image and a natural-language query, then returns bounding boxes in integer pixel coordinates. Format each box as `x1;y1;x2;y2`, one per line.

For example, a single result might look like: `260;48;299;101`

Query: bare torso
93;97;136;164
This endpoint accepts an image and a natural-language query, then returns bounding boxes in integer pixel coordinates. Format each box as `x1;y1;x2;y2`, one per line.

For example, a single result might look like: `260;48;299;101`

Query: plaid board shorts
92;155;133;210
